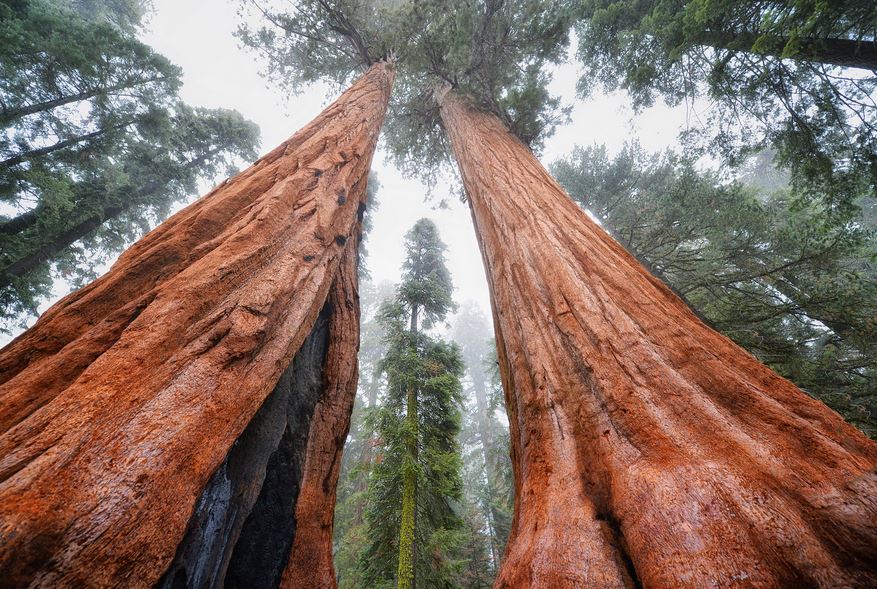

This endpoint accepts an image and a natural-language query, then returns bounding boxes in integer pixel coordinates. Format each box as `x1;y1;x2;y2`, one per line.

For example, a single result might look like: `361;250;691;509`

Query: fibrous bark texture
438;88;877;589
0;62;393;588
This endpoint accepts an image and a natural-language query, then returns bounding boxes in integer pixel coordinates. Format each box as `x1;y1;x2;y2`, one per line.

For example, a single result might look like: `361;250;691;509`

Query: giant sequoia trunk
0;62;393;588
438;88;877;588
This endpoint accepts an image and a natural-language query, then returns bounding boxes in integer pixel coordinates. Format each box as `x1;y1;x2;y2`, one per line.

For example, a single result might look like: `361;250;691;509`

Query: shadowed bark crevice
225;302;332;589
595;510;642;589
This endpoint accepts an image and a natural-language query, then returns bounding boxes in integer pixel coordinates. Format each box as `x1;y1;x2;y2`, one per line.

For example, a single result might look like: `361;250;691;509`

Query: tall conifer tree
359;219;466;589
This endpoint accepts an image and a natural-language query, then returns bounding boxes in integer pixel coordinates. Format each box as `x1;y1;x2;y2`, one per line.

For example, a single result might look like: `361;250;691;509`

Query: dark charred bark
154;302;332;589
281;240;361;589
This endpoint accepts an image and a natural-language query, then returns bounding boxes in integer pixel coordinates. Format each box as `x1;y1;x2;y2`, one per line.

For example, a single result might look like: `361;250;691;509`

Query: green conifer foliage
236;0;576;179
575;0;877;212
0;0;259;327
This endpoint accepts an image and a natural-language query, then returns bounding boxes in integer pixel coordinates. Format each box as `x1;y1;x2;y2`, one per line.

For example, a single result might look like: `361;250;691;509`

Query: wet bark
438;88;877;588
0;62;393;588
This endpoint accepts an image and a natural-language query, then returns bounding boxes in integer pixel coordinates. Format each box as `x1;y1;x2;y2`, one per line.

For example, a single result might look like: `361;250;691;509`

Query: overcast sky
2;0;694;345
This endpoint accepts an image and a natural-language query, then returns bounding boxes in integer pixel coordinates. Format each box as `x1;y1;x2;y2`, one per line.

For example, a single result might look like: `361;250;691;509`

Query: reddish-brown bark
280;233;360;589
438;88;877;588
0;62;393;588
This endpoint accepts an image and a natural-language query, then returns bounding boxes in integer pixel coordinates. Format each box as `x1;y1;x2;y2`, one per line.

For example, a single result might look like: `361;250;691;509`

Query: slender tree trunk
0;208;37;235
397;382;418;589
438;88;877;588
352;368;382;524
0;203;125;283
0;62;394;588
699;31;877;70
0;149;220;287
471;373;492;452
470;372;502;566
398;304;419;589
0;148;222;287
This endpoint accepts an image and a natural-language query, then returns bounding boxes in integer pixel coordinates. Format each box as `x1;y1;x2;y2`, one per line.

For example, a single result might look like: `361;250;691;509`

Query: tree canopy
236;0;575;178
576;0;877;213
0;0;259;328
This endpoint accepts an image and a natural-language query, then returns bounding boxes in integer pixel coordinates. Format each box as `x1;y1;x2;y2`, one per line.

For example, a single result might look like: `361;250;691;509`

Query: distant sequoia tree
452;303;513;574
0;1;875;588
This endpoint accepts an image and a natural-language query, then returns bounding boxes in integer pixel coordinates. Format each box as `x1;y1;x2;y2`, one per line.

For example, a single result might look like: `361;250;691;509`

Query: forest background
1;0;874;586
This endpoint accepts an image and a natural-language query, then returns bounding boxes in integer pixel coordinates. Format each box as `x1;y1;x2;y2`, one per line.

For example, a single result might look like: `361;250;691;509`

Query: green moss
396;384;418;589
